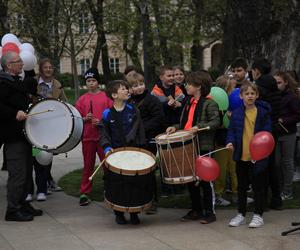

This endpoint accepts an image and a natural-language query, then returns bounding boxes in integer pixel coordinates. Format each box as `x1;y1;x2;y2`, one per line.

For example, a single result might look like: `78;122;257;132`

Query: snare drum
155;130;197;184
104;147;156;213
24;99;83;154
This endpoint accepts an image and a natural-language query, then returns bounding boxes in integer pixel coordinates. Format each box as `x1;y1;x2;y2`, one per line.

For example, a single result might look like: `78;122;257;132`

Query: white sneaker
25;194;33;202
249;214;264;228
229;213;245;227
215;197;231;206
247;197;254;204
36;193;47;201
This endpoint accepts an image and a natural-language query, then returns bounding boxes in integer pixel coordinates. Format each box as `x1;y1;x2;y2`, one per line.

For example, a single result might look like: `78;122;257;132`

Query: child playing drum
75;68;112;206
99;80;148;225
166;70;220;224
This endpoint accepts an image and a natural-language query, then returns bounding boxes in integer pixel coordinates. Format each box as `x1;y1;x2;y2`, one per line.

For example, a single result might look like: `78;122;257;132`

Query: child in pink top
75;68;112;206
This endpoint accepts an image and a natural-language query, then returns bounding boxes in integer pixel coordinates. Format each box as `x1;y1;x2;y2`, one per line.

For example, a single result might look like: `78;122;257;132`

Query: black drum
104;147;156;213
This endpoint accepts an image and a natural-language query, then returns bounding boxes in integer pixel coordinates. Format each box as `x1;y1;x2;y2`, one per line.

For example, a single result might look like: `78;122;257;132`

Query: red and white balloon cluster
0;33;37;71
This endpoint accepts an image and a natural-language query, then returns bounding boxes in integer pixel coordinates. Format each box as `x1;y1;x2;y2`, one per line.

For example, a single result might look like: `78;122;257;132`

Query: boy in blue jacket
226;81;272;228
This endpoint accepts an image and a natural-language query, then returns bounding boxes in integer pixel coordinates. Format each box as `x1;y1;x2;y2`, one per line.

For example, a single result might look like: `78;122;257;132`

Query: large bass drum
24;99;83;154
104;147;156;213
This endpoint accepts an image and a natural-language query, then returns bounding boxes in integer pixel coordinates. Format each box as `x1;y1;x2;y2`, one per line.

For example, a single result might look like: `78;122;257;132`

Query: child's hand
105;148;113;156
174;101;182;108
92;118;100;127
166;127;176;134
226;111;232;118
85;113;93;121
226;143;234;150
189;126;199;134
167;96;175;106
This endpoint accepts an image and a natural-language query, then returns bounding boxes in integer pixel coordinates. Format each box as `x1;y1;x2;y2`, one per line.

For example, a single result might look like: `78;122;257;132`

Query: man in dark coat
251;58;282;210
0;51;42;221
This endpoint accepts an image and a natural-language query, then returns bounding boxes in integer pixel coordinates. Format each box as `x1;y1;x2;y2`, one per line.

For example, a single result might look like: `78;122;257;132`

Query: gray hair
1;51;18;70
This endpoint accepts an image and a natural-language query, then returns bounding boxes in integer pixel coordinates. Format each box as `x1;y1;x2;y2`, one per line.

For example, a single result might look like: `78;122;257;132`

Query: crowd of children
5;56;299;228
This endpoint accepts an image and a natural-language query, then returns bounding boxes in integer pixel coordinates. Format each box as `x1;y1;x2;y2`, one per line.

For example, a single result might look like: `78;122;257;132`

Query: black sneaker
5;210;33;222
181;210;204;221
130;213;140;225
22;203;43;216
199;213;216;224
115;214;127;225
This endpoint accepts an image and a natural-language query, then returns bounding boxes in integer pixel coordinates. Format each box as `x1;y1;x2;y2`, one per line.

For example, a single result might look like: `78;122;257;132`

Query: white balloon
20;43;35;54
1;33;21;47
36;151;53;165
20;51;37;71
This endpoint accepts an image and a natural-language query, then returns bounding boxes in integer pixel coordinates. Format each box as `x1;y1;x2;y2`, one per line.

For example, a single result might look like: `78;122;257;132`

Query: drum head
25;99;73;151
105;147;156;175
155;130;195;144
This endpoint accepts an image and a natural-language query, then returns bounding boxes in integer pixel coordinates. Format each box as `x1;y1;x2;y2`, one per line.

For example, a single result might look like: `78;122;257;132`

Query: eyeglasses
9;59;23;64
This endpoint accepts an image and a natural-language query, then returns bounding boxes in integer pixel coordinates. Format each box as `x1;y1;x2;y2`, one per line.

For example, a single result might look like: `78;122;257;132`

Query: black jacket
130;90;166;140
278;89;300;135
255;74;282;134
0;71;32;142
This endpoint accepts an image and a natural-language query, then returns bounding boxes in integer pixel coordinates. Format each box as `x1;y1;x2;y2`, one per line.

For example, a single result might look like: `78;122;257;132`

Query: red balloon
249;131;275;161
2;42;20;55
195;156;220;181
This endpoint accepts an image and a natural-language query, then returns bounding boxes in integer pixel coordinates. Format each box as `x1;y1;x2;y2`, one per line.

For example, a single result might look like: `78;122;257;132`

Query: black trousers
5;141;32;212
187;180;215;214
266;144;282;206
27;158;49;194
236;160;267;216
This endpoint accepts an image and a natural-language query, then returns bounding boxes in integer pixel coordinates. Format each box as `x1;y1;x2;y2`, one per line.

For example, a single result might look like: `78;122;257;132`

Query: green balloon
209;87;229;111
223;112;230;128
32;148;41;157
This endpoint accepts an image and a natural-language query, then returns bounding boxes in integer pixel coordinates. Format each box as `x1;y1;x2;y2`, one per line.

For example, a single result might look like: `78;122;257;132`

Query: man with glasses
0;51;43;221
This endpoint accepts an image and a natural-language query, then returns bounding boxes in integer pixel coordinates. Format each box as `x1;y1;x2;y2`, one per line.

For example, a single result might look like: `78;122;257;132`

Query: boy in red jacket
75;68;112;206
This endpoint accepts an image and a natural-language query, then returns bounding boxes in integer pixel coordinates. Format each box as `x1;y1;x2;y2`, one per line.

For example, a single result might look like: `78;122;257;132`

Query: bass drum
24;99;83;154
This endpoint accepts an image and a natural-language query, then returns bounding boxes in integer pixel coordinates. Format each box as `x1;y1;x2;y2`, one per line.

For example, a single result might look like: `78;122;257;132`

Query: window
80;59;90;75
79;13;89;34
109;58;119;74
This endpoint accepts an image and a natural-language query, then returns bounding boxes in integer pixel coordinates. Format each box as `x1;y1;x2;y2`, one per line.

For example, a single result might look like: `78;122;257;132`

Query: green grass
58;168;300;209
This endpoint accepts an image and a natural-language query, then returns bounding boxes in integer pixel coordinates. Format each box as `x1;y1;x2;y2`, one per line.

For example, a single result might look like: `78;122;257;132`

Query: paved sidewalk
0;145;300;250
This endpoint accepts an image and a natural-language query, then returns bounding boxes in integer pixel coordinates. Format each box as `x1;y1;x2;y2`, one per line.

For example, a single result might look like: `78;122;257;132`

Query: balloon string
198;147;228;158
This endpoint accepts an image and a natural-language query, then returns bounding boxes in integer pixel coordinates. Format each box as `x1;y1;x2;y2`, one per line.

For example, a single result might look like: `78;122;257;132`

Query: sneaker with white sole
249;214;264;228
281;193;293;201
229;213;245;227
25;194;33;202
36;193;47;201
215;197;231;206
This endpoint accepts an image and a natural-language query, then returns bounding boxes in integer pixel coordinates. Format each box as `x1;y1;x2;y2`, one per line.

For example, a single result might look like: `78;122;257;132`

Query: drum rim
24;98;83;152
105;147;156;176
104;197;153;213
155;130;195;144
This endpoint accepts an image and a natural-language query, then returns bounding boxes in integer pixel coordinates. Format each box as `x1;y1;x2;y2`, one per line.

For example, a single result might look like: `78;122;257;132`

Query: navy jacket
226;101;272;171
99;103;145;154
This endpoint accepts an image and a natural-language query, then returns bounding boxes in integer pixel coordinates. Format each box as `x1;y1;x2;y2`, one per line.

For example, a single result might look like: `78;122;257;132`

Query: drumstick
198;147;228;157
88;158;106;181
197;126;210;132
278;122;289;133
27;109;54;117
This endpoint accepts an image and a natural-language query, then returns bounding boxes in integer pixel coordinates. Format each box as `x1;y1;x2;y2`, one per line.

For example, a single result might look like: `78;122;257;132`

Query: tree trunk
221;0;300;72
151;0;170;65
87;0;111;83
190;0;204;70
0;0;9;35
